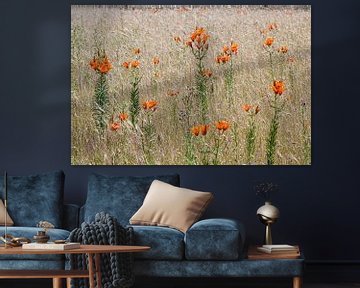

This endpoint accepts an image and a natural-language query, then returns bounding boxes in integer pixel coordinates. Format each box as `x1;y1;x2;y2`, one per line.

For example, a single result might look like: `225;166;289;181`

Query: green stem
246;116;256;164
213;133;222;165
129;72;140;126
93;73;109;130
266;101;279;165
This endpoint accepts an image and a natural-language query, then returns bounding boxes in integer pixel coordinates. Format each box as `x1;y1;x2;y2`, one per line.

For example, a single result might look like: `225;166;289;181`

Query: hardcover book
257;244;299;254
22;242;80;250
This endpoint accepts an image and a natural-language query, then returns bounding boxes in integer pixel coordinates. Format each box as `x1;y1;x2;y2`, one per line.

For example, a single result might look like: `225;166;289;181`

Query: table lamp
256;201;280;245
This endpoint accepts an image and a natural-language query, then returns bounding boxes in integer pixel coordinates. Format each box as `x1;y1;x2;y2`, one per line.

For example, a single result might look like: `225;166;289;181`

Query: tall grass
71;5;311;165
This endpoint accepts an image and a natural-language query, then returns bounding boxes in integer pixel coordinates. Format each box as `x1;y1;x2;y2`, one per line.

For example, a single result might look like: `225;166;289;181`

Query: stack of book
257;244;299;254
248;244;300;259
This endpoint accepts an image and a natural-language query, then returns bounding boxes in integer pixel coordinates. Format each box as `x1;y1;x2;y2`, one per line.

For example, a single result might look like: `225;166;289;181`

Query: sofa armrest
63;204;80;231
184;218;245;260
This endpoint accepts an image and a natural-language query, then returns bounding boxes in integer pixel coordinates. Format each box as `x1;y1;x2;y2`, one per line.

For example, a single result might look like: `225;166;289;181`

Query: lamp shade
256;201;280;221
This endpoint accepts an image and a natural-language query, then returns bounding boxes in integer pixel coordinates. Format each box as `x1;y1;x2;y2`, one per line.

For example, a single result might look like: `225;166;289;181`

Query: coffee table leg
95;253;102;288
88;253;95;288
293;276;302;288
52;278;62;288
66;277;72;288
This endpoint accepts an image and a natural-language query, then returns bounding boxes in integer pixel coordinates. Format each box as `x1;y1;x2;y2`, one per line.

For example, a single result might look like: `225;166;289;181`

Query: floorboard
1;279;360;288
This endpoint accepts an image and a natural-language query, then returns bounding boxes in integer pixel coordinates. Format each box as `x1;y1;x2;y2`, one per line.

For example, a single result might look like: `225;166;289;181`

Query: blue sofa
1;171;304;287
0;171;79;270
81;173;304;283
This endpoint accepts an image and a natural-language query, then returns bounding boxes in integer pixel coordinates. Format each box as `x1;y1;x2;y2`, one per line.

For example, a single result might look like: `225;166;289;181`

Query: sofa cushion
0;227;70;261
130;180;213;233
184;218;245;260
84;174;180;225
0;199;14;226
130;225;184;260
0;171;64;227
0;260;65;270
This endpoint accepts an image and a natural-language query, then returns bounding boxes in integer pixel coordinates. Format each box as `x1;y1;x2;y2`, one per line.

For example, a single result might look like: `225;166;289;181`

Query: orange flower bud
242;104;252;112
119;113;128;121
110;122;120;131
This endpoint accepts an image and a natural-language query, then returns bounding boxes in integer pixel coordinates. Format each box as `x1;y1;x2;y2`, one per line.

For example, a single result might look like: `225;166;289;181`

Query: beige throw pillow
130;180;213;233
0;199;14;226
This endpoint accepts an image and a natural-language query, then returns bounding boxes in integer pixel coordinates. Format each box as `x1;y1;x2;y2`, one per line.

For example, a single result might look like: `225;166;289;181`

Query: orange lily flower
110;122;120;131
199;125;209;136
231;42;239;55
130;60;140;68
191;126;200;136
142;100;158;110
272;80;285;95
152;57;160;65
223;45;230;54
89;58;98;70
216;120;230;132
264;37;274;47
267;23;277;31
278;46;289;53
242;104;252;112
119;113;128;121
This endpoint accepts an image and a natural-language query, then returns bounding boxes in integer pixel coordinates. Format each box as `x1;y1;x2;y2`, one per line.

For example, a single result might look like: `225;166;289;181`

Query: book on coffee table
22;242;80;250
257;244;299;254
248;245;300;259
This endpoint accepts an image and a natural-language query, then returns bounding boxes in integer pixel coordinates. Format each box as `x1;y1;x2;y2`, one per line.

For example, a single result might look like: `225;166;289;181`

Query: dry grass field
71;5;311;165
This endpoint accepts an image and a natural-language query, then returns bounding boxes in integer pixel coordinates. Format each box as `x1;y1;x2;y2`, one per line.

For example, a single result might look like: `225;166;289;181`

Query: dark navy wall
0;0;359;263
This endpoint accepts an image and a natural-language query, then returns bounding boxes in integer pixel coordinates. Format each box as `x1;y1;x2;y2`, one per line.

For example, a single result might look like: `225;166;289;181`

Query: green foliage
245;117;256;164
185;134;196;165
129;75;141;126
195;60;209;123
93;73;109;130
266;109;279;165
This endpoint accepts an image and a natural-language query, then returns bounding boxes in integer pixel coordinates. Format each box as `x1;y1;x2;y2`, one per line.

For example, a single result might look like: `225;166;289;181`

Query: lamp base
265;223;272;245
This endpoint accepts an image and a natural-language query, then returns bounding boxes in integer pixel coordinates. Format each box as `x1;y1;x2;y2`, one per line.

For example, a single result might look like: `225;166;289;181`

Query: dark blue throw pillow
0;170;65;227
84;174;180;225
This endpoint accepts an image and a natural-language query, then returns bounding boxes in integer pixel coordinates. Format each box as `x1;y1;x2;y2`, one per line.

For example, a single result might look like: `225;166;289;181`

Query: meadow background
71;5;311;165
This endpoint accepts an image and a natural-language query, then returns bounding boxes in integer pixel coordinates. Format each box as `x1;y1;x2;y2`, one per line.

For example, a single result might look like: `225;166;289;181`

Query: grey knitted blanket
68;212;134;288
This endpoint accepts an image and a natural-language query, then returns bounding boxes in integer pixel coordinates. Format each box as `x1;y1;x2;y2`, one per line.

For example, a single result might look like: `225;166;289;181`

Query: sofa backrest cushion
84;173;180;225
0;170;64;227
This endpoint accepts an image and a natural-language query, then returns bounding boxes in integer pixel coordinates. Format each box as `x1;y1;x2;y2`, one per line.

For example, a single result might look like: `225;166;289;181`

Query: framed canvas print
71;5;311;165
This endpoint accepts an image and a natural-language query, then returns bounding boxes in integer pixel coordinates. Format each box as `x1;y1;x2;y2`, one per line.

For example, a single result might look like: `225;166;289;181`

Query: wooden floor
1;280;360;288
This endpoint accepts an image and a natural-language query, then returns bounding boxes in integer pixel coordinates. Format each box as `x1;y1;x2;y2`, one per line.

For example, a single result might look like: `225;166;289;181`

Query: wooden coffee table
0;244;150;288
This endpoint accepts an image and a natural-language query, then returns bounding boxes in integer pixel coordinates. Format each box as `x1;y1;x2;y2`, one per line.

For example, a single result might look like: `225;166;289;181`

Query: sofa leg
53;278;62;288
293;276;302;288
